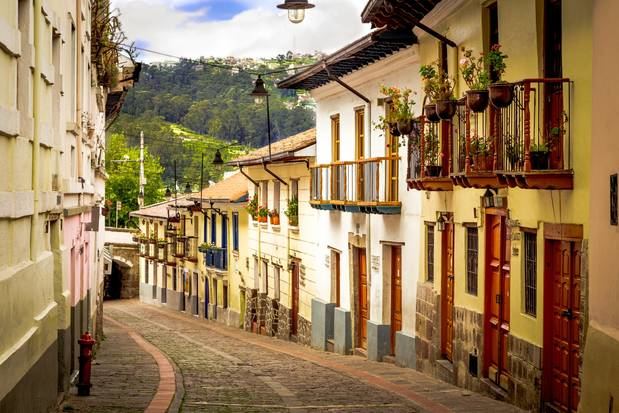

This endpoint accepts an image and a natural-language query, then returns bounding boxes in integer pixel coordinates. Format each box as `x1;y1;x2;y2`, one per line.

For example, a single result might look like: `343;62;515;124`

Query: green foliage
419;62;454;102
460;48;490;90
105;133;165;227
471;136;491;156
487;44;508;82
424;129;441;166
284;197;299;226
246;194;258;218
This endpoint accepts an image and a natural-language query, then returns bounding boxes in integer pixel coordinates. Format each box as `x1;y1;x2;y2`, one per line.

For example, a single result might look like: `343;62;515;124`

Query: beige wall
580;0;619;411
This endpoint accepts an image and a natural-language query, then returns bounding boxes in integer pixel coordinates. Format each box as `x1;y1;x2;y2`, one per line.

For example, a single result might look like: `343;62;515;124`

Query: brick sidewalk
104;300;524;413
57;315;167;413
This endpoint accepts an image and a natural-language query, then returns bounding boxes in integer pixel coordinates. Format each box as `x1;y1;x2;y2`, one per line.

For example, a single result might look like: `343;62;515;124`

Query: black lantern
184;183;192;194
482;188;495;208
250;75;269;104
212;149;224;167
277;0;315;24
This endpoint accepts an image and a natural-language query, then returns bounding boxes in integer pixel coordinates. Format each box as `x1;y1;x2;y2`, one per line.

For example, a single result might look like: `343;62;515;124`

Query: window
211;212;217;244
193;216;198;238
524;231;537;316
331;114;340;162
291;179;299;200
232;213;239;251
355;108;365;160
154;222;159;238
262;260;269;294
466;227;479;295
71;146;76;178
486;2;500;81
426;224;435;282
261;181;269;209
253;256;259;290
273;181;280;213
221;214;228;249
274;266;281;301
385;102;399;202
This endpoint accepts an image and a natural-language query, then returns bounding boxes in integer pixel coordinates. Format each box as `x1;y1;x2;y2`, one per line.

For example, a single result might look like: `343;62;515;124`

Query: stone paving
57;315;160;413
95;299;524;413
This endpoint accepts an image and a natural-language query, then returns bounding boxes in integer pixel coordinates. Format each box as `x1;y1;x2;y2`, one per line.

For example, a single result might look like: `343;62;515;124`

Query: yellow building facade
0;0;130;410
359;0;592;411
132;172;249;328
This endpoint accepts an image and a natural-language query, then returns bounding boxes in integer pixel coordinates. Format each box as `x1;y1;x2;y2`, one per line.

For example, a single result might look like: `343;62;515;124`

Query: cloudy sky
110;0;372;61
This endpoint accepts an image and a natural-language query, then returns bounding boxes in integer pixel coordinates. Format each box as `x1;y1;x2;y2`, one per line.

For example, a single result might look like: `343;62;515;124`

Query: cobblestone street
58;300;524;413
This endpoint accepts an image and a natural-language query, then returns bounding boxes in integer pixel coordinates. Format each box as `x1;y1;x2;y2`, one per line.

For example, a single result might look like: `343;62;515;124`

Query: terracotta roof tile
191;172;248;202
130;197;192;219
229;128;315;165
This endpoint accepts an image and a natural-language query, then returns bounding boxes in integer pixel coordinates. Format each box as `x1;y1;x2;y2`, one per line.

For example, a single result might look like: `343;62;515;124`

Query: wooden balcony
166;232;177;264
407;117;454;191
310;156;401;215
147;240;157;259
451;78;573;190
157;242;166;262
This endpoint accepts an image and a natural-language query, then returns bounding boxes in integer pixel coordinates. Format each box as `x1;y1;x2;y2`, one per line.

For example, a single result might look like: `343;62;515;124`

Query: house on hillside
278;28;423;365
229;129;319;346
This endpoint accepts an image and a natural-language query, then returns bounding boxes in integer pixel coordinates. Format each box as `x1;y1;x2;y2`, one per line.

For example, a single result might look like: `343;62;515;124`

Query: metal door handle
561;308;573;319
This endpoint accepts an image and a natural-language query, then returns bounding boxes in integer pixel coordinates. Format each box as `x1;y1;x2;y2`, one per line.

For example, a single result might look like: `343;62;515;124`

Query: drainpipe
323;63;373;317
31;0;42;261
76;0;83;202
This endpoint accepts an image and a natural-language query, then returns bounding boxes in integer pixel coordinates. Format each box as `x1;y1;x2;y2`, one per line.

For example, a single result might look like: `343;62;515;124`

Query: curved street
60;300;522;413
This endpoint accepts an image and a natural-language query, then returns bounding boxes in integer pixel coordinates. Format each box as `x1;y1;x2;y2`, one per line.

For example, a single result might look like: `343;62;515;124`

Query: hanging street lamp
277;0;315;24
250;76;272;160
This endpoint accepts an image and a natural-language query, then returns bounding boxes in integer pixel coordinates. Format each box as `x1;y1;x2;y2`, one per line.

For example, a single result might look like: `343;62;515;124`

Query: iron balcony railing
157;242;166;262
310;156;400;206
203;247;228;271
148;240;157;259
452;78;572;175
166;232;176;263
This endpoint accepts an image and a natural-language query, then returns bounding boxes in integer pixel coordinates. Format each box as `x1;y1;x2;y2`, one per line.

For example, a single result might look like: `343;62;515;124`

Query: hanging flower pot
489;83;514;108
530;151;550;170
424;104;440;123
389;122;401;137
397;119;415;136
466;90;490;113
436;99;457;120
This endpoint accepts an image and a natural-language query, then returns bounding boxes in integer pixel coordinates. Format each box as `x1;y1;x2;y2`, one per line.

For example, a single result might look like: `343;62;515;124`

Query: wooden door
291;261;300;336
390;246;402;355
358;248;369;349
441;222;455;361
485;213;511;387
333;251;341;307
204;277;209;319
544;240;581;412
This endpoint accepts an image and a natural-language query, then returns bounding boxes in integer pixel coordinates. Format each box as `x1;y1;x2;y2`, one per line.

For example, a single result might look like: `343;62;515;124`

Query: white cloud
110;0;372;61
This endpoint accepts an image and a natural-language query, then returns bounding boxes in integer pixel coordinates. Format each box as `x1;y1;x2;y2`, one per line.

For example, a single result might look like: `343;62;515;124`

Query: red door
358;248;369;349
390;246;402;355
441;222;455;361
544;240;581;412
485;213;511;387
291;261;300;336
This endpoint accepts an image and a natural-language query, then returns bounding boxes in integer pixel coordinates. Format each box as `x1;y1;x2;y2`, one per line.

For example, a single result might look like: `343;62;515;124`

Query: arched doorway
104;258;134;300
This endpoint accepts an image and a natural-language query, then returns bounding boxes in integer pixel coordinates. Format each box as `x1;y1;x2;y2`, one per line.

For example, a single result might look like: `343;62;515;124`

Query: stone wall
277;304;291;341
453;307;484;392
243;288;258;332
107;244;139;299
507;335;542;411
256;293;268;334
415;282;441;375
298;316;312;346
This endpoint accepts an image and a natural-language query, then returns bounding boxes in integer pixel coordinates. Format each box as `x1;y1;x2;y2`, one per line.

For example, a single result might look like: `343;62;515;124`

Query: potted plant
471;136;492;171
530;143;550;170
198;242;211;253
420;64;441;123
285;197;299;227
269;209;280;225
505;135;522;170
258;206;269;223
460;48;491;113
246;194;258;220
377;85;417;136
420;63;456;121
424;130;442;177
487;44;513;108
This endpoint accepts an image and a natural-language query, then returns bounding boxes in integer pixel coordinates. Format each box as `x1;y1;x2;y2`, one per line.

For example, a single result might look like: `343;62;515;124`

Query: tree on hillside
105;133;165;228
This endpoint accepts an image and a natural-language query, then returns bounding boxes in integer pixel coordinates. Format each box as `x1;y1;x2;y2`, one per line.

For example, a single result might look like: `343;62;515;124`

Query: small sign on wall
611;174;618;226
371;255;380;273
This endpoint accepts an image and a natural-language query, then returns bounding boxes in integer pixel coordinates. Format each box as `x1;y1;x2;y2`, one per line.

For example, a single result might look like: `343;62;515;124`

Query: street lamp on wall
250;76;272;160
277;0;315;24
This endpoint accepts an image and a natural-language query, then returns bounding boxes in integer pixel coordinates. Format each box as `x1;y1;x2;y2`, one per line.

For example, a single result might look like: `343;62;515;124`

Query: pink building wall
64;212;91;307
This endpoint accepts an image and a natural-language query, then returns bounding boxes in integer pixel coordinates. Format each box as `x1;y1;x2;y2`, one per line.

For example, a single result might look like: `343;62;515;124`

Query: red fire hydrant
77;332;96;396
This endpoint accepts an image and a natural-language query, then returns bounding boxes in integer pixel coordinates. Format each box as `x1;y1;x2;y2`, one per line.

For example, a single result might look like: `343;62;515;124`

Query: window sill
271;224;281;232
289;225;299;234
252;221;258;228
259;223;268;229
